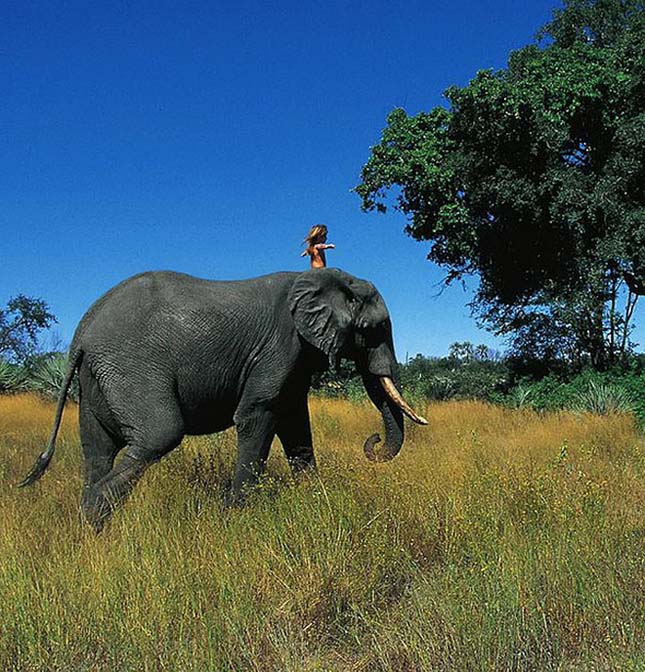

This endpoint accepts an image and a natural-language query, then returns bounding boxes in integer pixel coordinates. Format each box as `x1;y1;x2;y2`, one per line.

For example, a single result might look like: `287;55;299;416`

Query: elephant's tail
18;350;82;488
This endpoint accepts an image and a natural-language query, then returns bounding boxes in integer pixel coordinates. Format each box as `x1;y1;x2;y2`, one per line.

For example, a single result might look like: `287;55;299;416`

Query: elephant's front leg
277;396;316;476
232;407;277;500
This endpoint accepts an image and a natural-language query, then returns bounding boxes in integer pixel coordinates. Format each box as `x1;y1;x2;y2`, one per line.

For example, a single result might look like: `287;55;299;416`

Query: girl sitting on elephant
301;224;335;268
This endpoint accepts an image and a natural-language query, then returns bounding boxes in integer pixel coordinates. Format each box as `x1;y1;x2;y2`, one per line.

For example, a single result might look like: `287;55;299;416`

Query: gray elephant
20;268;427;530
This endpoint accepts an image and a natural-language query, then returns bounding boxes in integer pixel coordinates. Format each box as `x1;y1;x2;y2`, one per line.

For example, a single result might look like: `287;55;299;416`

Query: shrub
401;357;510;402
505;369;644;424
26;353;78;401
0;360;27;394
505;383;535;409
572;379;636;415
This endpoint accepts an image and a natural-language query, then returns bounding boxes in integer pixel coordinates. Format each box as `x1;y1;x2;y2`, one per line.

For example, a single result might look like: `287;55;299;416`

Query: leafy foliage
311;345;644;425
504;364;645;423
0;353;78;401
399;350;510;402
311;343;511;403
0;295;57;365
572;378;636;414
310;360;366;401
0;293;77;401
0;360;27;394
27;352;79;402
356;0;644;368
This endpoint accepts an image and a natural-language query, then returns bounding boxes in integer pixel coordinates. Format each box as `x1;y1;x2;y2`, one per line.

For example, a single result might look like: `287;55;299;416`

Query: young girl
301;224;335;268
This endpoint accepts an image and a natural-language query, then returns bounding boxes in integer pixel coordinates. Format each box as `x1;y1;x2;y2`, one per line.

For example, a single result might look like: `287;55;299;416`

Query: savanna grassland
1;394;643;671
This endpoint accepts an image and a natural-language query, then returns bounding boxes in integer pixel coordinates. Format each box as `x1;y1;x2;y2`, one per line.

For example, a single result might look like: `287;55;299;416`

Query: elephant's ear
288;269;356;364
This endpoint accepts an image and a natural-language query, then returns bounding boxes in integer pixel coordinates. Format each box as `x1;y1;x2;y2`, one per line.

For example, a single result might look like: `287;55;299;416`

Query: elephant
19;268;427;530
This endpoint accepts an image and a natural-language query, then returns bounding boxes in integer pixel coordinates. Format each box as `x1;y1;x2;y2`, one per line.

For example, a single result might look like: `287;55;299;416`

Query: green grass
1;395;643;670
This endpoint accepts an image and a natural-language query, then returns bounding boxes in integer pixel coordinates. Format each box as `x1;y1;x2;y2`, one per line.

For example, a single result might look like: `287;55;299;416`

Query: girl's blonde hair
303;224;327;247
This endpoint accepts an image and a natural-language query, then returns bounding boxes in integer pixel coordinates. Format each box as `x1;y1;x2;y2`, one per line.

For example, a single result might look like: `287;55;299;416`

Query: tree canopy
356;0;644;368
0;295;57;365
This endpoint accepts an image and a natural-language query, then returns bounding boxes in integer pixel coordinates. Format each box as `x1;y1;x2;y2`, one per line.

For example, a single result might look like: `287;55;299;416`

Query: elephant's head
288;268;427;462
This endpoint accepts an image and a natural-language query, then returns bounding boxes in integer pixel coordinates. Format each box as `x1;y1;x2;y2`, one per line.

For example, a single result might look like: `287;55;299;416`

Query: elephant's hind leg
79;363;124;478
79;399;123;525
82;454;149;532
83;403;184;532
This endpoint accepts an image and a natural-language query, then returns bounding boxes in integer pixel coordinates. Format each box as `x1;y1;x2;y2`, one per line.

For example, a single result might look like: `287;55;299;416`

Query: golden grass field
1;393;643;671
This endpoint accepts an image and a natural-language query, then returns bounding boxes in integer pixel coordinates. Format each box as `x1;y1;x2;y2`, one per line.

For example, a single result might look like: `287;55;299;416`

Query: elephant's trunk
361;373;425;462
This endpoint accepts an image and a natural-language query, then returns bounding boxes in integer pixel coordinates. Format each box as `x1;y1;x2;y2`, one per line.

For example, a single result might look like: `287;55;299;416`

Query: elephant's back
71;269;298;373
77;271;297;319
73;272;216;347
69;272;152;356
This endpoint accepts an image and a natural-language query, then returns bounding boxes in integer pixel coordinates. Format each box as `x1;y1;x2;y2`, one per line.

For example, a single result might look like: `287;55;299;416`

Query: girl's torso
307;244;326;268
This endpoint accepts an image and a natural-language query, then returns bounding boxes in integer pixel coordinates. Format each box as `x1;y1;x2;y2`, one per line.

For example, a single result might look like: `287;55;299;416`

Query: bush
0;360;27;394
27;352;78;401
572;379;636;415
0;352;79;402
400;354;510;402
312;351;511;405
310;363;366;401
504;369;644;424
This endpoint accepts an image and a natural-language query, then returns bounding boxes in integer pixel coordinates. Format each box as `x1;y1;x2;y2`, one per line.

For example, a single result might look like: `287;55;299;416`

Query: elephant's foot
286;452;317;476
81;455;148;532
81;485;113;533
222;485;253;509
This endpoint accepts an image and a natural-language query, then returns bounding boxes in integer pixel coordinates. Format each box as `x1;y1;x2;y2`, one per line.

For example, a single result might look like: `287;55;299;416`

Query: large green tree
356;0;644;368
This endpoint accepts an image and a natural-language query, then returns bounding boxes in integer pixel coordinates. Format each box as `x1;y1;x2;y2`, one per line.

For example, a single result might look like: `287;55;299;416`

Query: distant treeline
312;342;645;424
2;341;644;426
2;342;644;425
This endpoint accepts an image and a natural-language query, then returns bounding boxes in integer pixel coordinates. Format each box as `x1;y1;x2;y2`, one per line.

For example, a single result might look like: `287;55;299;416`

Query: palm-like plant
572;379;634;416
30;353;78;401
508;384;535;409
0;360;27;394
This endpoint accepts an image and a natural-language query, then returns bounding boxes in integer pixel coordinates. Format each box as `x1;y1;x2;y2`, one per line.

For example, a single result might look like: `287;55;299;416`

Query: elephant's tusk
379;377;428;425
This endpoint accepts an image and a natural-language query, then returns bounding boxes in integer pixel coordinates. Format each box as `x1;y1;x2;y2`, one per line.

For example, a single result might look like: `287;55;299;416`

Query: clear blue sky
2;1;642;358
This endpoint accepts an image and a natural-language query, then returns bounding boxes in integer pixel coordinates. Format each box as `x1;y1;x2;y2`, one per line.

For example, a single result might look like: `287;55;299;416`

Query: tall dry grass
1;394;643;671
